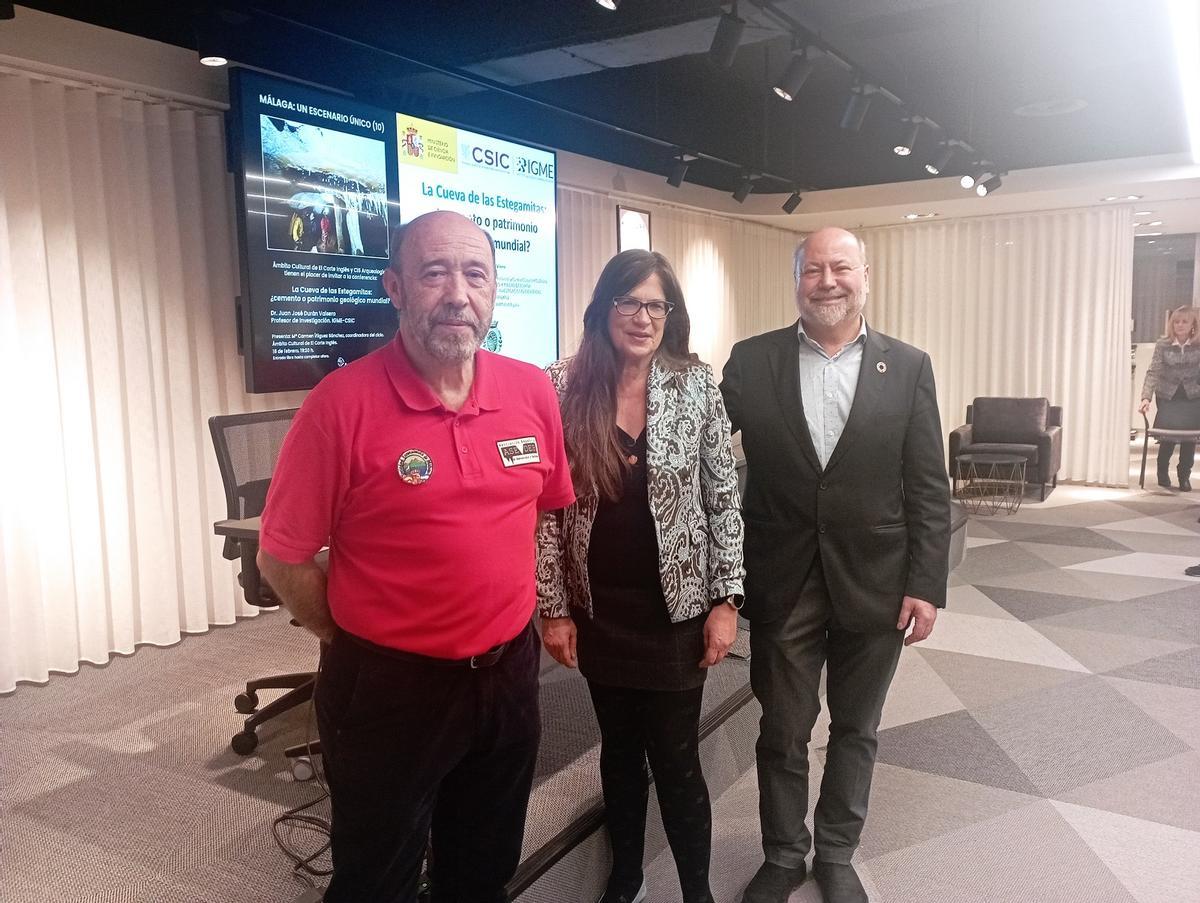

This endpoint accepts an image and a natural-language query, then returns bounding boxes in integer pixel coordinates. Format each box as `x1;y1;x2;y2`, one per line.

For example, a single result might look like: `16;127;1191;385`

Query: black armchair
949;397;1063;501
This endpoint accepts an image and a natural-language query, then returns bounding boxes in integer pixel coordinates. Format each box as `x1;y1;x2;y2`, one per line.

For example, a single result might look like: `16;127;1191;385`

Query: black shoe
1158;474;1172;489
1179;476;1192;492
1185;563;1200;577
740;861;807;902
598;877;646;903
812;860;868;903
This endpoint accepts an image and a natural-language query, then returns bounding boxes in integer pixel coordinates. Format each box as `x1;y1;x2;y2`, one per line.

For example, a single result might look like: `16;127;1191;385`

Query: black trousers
749;560;904;867
588;681;713;903
315;621;541;903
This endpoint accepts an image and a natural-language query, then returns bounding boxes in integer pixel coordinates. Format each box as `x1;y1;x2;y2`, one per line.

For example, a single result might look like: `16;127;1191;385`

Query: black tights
588;681;713;903
1158;441;1196;479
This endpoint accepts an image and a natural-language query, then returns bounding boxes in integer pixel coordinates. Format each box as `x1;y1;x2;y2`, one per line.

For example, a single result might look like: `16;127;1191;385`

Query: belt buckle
469;653;483;669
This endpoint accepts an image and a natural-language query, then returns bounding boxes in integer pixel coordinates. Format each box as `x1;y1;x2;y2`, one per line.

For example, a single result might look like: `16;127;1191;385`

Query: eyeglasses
612;296;675;319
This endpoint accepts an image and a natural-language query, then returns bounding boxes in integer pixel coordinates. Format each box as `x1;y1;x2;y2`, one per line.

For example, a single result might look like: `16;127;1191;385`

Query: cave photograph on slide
257;115;389;258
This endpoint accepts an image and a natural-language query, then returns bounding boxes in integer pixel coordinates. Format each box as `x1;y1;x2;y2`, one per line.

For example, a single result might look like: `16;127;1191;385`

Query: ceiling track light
782;190;803;213
773;48;813;102
667;152;698;188
975;173;1003;196
840;83;876;131
732;172;758;204
710;3;746;69
594;0;620;9
893;117;922;156
925;143;955;176
960;164;986;190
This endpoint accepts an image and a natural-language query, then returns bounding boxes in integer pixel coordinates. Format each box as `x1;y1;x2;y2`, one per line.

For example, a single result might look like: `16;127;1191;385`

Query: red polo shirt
260;335;575;658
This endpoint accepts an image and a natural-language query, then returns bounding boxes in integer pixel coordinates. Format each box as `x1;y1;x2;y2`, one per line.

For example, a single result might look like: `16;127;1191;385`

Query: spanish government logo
401;126;424;160
397;449;434;485
483;320;503;353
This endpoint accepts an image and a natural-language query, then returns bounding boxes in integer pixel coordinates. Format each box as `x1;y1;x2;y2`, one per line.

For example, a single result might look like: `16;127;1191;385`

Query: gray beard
407;309;490;362
803;292;865;329
804;298;852;327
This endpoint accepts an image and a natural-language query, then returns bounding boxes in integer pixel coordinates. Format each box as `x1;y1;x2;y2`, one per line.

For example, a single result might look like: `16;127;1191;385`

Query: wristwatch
711;594;745;611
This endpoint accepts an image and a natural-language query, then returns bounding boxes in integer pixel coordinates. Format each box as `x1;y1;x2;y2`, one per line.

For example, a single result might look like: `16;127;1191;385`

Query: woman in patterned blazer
1139;306;1200;490
536;249;745;903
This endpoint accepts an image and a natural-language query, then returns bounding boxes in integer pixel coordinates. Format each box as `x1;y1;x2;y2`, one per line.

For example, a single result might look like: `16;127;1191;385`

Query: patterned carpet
653;482;1200;903
2;478;1197;902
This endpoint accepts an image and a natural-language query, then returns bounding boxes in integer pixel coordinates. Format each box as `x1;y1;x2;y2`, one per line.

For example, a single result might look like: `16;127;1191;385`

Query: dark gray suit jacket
720;322;950;630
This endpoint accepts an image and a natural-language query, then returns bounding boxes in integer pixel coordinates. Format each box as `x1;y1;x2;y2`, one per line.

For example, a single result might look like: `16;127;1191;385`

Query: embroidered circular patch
397;449;434;485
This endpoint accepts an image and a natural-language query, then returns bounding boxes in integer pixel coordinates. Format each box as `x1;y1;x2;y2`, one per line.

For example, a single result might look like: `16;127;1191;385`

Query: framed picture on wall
617;205;652;252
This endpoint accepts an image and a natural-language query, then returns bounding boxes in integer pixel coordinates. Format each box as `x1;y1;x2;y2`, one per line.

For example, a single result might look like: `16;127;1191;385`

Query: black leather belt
344;631;510;669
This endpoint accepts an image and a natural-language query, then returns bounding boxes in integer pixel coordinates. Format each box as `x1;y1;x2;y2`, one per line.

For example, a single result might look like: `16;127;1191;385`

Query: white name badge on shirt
497;436;540;467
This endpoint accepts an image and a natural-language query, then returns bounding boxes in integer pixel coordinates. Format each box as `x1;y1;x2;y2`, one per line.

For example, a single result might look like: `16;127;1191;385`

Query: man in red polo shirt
258;210;574;903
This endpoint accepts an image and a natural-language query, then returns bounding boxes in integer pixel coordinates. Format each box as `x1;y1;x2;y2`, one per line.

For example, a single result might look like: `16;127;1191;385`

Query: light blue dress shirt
797;317;868;468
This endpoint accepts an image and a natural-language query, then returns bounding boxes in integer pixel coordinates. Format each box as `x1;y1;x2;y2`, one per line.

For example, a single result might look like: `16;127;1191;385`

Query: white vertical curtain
863;206;1134;487
0;71;304;693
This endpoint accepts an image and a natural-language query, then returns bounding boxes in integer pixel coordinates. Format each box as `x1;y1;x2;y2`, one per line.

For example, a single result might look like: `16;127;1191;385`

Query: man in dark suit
721;227;950;903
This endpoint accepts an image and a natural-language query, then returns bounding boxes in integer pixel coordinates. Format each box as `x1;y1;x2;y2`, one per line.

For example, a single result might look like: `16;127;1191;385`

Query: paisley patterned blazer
536;357;745;624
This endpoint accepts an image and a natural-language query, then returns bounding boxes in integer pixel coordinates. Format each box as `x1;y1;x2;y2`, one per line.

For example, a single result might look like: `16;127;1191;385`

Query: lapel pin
876;361;887;374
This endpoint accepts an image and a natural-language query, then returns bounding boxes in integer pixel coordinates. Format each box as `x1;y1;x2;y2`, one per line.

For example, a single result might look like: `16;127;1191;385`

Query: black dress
575;427;707;691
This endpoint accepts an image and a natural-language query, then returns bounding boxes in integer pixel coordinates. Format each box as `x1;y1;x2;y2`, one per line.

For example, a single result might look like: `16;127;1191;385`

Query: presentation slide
231;71;558;393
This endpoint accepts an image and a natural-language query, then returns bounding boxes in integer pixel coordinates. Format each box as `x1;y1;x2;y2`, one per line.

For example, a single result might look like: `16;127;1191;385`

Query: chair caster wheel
231;730;259;755
290;757;315;781
234;691;259;714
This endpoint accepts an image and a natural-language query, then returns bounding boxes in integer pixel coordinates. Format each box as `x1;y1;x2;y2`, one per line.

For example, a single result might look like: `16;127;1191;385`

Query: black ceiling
13;0;1189;197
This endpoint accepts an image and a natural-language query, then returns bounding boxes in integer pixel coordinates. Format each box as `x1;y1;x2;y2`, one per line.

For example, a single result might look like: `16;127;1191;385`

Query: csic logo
471;146;511;170
402;126;424;159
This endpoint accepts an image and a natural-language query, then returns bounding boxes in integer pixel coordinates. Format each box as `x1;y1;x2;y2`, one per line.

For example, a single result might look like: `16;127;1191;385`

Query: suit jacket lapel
768;324;823;472
825;327;890;473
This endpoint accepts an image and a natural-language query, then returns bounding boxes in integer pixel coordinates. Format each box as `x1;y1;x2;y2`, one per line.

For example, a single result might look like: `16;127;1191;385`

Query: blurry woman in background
1139;306;1200;490
536;250;745;903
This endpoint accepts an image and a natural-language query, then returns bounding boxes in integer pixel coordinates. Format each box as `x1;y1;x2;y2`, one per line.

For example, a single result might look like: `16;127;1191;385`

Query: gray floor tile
1059;751;1200;833
1104;675;1200;751
917;649;1082;711
1030;623;1193;673
972;676;1189;796
875;710;1039;794
1104;646;1200;688
975;584;1109;621
863;801;1137;903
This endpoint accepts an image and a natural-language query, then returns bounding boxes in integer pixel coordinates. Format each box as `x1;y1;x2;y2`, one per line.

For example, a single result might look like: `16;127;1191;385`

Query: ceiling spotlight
840;83;876;131
710;6;746;69
594;0;620;9
893;118;922;156
667;152;697;188
960;164;987;189
782;190;803;213
732;172;758;203
199;55;228;67
773;50;813;102
975;174;1003;196
925;143;955;176
1124;194;1143;200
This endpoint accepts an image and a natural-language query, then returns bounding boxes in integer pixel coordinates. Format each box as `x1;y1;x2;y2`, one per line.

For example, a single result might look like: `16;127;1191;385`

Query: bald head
793;227;867;283
389;210;496;276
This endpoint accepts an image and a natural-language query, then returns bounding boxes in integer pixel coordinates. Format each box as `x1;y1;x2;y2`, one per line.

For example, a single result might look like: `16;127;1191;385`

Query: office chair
208;408;315;756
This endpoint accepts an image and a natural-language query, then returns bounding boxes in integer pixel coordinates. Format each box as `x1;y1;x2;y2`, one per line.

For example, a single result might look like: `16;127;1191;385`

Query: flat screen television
229;70;559;393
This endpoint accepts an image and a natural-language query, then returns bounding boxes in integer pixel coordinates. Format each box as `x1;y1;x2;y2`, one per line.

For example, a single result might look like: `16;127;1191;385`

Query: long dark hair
561;250;696;500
